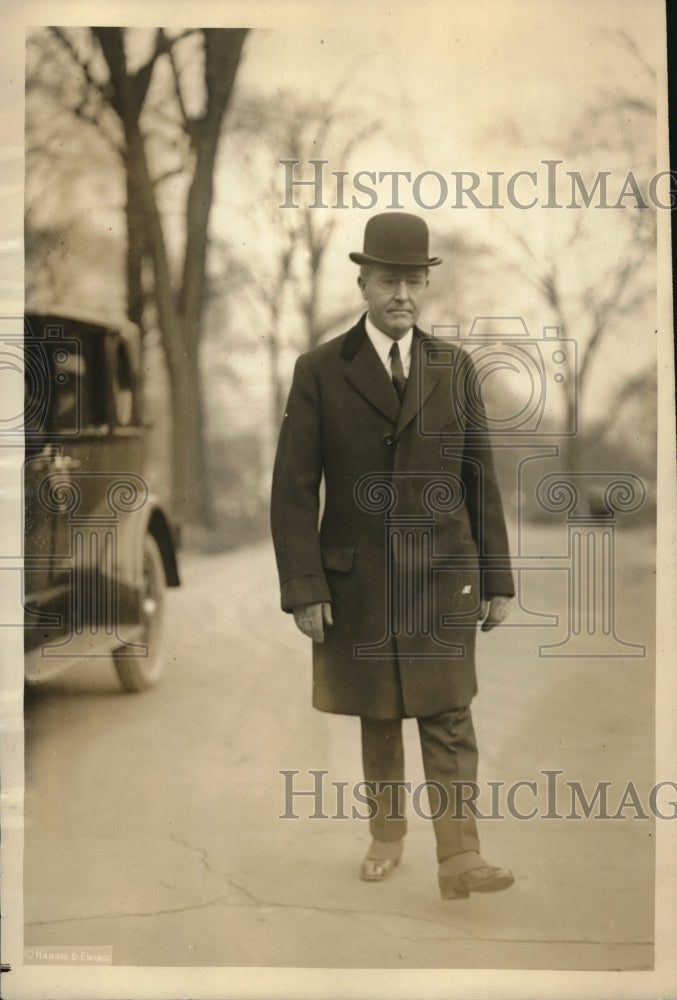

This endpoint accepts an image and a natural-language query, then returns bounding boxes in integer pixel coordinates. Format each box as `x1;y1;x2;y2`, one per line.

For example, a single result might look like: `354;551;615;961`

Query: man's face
358;265;429;340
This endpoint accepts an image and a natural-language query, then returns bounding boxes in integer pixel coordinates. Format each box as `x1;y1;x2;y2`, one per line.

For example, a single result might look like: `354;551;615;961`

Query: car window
113;341;135;427
24;317;110;435
78;334;108;431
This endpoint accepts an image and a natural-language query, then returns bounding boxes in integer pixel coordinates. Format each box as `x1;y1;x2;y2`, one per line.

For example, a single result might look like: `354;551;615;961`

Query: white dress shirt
365;314;413;379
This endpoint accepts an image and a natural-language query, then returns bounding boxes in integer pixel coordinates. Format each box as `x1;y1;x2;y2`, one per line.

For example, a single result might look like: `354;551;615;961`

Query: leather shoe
438;851;514;900
359;838;403;881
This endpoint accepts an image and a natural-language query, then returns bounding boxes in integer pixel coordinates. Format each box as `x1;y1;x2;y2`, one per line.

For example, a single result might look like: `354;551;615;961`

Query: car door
24;316;84;658
24;315;114;673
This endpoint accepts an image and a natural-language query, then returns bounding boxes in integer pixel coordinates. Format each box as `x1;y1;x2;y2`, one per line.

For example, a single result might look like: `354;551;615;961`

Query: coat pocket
321;545;354;573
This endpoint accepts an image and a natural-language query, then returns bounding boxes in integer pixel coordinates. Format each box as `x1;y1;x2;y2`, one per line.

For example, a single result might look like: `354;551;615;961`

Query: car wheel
114;534;166;692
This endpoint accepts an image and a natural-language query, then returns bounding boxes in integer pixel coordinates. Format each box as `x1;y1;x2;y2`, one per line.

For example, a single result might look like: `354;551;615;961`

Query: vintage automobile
23;311;180;691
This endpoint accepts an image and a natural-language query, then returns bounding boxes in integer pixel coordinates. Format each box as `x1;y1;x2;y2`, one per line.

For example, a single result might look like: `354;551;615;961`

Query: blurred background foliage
25;21;658;549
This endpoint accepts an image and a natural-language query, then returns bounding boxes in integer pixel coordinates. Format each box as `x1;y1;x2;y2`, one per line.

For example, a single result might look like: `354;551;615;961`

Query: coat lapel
395;329;444;437
341;315;400;425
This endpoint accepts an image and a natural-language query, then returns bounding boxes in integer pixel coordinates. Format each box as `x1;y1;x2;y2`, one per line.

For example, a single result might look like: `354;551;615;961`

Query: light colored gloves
479;595;512;631
293;596;512;641
293;602;334;643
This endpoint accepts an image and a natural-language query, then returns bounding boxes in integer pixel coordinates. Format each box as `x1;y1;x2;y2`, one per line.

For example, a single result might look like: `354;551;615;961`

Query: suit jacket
271;314;514;719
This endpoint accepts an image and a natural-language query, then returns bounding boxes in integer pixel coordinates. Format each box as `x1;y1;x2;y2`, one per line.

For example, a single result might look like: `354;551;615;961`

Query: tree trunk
95;26;248;531
176;29;247;531
125;173;145;329
165;339;213;532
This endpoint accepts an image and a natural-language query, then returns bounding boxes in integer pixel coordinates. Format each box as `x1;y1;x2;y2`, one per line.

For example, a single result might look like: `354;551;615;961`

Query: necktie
389;341;407;401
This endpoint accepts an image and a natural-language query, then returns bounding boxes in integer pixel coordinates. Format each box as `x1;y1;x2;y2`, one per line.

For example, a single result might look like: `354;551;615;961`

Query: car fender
114;496;180;623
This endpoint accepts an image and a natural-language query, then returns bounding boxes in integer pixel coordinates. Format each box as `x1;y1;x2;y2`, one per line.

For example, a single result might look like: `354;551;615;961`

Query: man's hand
293;602;334;643
479;595;512;632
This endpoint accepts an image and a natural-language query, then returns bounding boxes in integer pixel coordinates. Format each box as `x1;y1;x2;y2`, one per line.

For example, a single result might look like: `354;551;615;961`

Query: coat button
383;433;395;446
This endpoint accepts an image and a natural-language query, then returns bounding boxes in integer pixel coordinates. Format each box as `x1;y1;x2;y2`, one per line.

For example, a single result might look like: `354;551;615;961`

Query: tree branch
167;38;192;131
48;27;109;95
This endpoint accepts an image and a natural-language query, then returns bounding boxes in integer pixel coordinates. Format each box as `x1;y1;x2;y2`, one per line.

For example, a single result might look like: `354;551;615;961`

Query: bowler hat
349;212;442;267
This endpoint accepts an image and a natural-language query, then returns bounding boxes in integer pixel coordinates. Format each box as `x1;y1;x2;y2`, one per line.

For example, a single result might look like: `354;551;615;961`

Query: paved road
22;527;655;971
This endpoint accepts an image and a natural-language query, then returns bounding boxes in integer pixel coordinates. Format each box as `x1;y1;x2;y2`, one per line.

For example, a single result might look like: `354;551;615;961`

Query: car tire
113;534;166;692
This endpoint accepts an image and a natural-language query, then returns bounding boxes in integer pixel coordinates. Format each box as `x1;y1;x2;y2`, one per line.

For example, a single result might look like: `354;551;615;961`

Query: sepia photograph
0;1;675;998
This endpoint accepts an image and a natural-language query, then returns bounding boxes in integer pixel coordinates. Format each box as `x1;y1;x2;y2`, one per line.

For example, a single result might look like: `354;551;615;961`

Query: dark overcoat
271;314;514;720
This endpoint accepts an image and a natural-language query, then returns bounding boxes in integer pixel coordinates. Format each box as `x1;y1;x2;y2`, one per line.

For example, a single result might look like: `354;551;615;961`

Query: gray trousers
360;706;481;862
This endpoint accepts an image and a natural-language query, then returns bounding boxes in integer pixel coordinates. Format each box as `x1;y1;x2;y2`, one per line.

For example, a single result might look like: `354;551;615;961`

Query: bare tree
486;40;657;474
223;91;380;432
26;26;249;530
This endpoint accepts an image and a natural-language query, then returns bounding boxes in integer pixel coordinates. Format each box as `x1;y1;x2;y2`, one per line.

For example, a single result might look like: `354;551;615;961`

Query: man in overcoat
271;212;515;899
